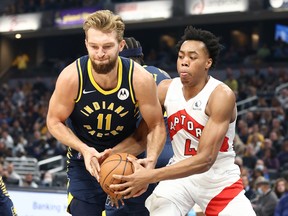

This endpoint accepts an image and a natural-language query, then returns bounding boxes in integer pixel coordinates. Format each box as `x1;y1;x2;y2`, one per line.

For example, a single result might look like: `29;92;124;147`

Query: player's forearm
47;120;89;154
112;134;146;156
146;121;166;168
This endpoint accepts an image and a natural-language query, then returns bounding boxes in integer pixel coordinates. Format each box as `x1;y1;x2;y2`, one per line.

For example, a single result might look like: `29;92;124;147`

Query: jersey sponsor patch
117;88;129;100
193;100;202;110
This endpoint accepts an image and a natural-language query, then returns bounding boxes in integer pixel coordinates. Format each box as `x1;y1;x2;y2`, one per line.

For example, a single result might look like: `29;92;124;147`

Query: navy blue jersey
143;65;171;85
67;55;140;161
66;56;140;209
0;177;17;216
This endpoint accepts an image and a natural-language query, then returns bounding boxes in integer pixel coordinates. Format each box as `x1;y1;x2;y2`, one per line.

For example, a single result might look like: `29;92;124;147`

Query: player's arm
46;63;106;179
111;120;147;156
133;63;167;169
151;84;236;180
111;84;236;198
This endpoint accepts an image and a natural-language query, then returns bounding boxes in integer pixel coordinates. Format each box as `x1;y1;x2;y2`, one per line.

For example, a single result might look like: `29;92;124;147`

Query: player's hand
137;157;156;169
82;147;112;181
109;156;154;199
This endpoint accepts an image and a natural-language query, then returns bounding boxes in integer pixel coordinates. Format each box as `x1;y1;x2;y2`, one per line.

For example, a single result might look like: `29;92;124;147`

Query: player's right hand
110;156;152;199
82;147;112;181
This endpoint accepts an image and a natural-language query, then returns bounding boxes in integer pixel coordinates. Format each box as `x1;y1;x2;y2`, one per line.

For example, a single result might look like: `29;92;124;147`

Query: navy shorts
105;183;156;216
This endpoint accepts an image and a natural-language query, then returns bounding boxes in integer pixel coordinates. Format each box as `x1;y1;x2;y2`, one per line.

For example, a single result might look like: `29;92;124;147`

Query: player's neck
92;65;119;90
182;75;210;100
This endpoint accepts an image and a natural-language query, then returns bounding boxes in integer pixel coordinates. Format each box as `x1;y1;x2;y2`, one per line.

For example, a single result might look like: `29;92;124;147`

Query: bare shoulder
214;83;236;102
158;79;172;89
207;83;236;118
133;62;155;87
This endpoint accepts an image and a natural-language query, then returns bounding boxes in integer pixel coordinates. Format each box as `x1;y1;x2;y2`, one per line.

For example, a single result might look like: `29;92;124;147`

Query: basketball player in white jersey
110;26;256;216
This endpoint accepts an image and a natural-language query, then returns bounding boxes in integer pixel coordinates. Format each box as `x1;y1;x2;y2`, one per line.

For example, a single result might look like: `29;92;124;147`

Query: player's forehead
179;40;207;55
86;28;118;45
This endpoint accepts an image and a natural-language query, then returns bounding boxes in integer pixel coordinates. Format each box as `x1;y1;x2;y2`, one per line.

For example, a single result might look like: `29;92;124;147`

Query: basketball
99;153;136;199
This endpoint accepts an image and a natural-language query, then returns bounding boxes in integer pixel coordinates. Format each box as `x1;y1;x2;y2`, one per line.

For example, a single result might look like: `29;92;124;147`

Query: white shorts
146;157;256;216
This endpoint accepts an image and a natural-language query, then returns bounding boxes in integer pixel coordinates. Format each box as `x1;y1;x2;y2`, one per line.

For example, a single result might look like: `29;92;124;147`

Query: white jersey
164;76;236;165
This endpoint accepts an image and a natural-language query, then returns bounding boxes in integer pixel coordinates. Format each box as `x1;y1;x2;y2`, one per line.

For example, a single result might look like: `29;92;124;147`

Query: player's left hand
109;156;153;199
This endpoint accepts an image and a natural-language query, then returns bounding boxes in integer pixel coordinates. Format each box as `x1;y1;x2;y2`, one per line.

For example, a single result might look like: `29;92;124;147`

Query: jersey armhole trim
74;58;83;103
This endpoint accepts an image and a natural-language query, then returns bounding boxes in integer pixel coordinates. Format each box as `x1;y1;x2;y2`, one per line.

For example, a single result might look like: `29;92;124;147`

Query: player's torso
68;56;139;158
164;77;236;163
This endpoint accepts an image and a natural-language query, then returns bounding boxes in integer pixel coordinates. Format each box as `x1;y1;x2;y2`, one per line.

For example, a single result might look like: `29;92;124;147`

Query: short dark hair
176;26;223;69
120;37;144;65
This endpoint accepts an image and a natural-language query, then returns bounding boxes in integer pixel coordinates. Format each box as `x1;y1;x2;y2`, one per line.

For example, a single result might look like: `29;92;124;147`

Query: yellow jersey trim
88;57;122;95
75;59;83;103
128;59;136;104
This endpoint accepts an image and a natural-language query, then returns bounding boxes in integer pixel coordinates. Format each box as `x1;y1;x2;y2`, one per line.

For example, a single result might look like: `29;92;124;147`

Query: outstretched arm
111;83;236;198
111;119;148;156
133;63;167;169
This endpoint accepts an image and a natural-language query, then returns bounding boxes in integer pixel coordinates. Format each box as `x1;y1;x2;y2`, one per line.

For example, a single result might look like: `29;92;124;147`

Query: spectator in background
277;88;288;110
242;144;258;170
41;171;53;187
277;139;288;169
1;130;14;151
4;163;22;186
254;159;270;180
237;120;250;144
262;147;280;171
257;138;272;159
224;67;238;94
268;131;282;154
274;178;287;199
11;52;29;71
274;177;288;216
246;130;264;154
20;173;38;188
242;174;257;200
251;176;279;216
256;44;271;63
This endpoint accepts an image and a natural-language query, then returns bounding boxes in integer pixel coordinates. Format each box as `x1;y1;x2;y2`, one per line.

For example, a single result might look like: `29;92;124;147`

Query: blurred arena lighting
15;33;21;39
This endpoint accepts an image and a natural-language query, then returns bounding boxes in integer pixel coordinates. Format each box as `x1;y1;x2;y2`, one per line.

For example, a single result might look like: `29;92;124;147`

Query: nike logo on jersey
83;89;96;94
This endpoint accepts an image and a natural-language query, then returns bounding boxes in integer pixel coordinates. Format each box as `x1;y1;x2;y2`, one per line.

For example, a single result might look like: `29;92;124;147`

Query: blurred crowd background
0;0;288;215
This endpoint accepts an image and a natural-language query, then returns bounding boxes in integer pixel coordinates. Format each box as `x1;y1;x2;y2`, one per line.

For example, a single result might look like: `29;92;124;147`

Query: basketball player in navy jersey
0;176;17;216
105;37;173;216
46;10;166;216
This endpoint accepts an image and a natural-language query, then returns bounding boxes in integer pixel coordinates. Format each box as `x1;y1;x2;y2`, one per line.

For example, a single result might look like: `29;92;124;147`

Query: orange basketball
99;153;136;199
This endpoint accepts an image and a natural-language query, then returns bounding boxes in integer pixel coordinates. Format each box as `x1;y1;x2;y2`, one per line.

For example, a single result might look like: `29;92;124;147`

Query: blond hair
83;10;125;42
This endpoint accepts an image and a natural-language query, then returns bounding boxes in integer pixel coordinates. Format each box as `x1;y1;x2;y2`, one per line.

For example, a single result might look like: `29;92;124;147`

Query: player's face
85;28;124;74
177;40;212;86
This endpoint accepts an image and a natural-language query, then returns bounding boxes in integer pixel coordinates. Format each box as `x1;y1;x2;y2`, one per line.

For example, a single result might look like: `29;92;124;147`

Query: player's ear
205;58;212;70
119;39;126;52
85;39;88;49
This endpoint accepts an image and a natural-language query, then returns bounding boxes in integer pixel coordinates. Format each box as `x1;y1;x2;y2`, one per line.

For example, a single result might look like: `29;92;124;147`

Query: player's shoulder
143;65;171;79
158;79;173;91
211;82;236;105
